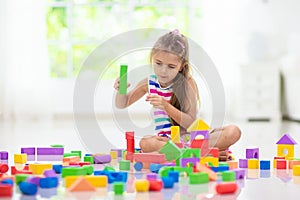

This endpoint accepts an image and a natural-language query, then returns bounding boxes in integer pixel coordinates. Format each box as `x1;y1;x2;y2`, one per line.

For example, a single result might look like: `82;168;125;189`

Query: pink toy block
180;158;200;167
134;153;166;164
125;152;134;162
246;147;259;159
239;159;248;168
175;143;184;148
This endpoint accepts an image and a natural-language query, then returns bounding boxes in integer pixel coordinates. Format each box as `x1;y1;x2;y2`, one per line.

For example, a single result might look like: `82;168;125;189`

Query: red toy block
149;179;163;191
126;131;134;140
0;164;9;173
190;139;209;156
276;159;287;169
134;153;166;164
11;166;32;175
216;182;238;194
175;143;184;148
69;162;91;167
207;148;219;158
0;184;13;197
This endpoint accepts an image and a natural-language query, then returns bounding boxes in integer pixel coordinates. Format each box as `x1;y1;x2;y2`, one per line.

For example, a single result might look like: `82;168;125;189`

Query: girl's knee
227;125;241;143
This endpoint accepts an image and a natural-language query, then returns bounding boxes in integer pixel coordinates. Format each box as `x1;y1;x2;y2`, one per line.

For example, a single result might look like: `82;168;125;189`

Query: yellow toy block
248;159;259;169
171;126;180;143
14;154;27;164
110;151;118;159
135;179;149;192
293;165;300;176
187;118;210;132
277;144;294;158
227;161;238;170
200;157;219;167
65;175;108;188
29;163;52;175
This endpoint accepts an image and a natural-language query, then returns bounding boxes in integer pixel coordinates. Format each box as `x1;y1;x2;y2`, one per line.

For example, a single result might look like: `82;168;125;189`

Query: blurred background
0;0;300;124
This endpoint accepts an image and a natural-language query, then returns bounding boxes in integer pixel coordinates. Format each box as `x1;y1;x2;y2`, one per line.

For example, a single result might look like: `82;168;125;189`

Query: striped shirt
148;74;173;137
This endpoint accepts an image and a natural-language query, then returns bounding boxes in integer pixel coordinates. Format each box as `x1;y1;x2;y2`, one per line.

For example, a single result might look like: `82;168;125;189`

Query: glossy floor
1;118;300;199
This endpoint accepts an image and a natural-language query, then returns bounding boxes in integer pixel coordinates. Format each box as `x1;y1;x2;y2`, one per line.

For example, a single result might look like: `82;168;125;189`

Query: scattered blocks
113;182;124;195
246;147;259;159
68;177;95;192
162;177;174;188
148;179;163;191
14;154;27;164
135;179;149;192
195;163;217;181
19;182;38;195
65;175;108;188
159;141;181;161
189;172;209;184
37;147;64;161
168;171;179;182
21;147;35;161
29;163;53;175
0;184;13;197
216;182;238;194
40;177;59;188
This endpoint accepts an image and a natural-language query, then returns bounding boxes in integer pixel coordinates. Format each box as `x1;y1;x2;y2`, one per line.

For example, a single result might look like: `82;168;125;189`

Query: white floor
1;118;300;199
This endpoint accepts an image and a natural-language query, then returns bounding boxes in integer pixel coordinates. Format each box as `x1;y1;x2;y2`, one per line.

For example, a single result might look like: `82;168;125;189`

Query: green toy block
222;171;236;182
219;162;229;167
114;182;125;195
159;140;181;161
119;160;130;171
63;153;80;158
50;144;64;148
104;166;116;172
159;166;175;177
71;151;82;159
62;167;86;178
82;165;94;175
189;172;209;184
84;156;94;164
119;64;128;95
15;174;30;185
173;166;193;176
182;148;201;158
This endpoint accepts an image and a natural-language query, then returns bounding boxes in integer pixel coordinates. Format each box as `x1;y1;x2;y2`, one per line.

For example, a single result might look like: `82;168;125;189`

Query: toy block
233;169;245;179
0;164;9;173
29;163;52;175
21;147;35;161
149;179;163;191
135;179;149;192
293;165;300;176
125;152;134;162
37;154;63;161
190;139;209;156
110;151;118;159
50;144;64;148
68;177;96;192
14;154;27;164
71;151;82;158
84;156;94;164
40;177;59;188
260;160;271;170
70;162;90;167
168;171;179;182
94;171;127;184
273;156;285;168
195;163;217;181
114;182;124;195
171;126;180;143
119;64;128;94
104;166;115;172
180;157;200;167
119;160;131;171
37;147;64;155
158;166;174;177
187;118;210;132
11;166;32;175
189;172;209;184
211;165;229;172
15;174;30;185
173;166;193;176
19;182;38;195
65;175;107;188
44;169;57;177
222;171;236;182
159;140;182;161
215;182;238;194
64;153;79;157
239;159;248;168
277;144;294;158
162;177;174;188
110;149;123;157
62;167;87;178
276;133;297;145
190;130;209;140
200;156;218;167
276;159;287;169
94;154;111;164
246;147;259;159
248;159;259;169
149;163;163;173
134;162;143;171
134;153;166;163
0;184;13;197
175;143;184;148
126;132;135;154
207;147;219;158
62;156;81;164
146;173;158;180
53;164;62;174
289;160;300;169
227;161;238;170
182;148;200;158
0;151;8;160
26;177;40;186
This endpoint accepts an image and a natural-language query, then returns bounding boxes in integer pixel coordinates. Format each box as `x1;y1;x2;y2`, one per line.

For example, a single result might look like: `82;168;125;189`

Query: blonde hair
150;30;199;126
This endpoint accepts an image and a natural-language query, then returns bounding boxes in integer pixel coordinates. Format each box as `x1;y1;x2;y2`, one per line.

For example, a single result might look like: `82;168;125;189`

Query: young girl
114;30;241;160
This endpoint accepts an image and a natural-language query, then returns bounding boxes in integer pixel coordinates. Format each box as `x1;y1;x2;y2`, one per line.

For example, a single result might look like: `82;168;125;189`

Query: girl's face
153;51;182;87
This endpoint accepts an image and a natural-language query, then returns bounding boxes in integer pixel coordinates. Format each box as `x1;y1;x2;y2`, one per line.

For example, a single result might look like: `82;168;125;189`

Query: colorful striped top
148;74;173;137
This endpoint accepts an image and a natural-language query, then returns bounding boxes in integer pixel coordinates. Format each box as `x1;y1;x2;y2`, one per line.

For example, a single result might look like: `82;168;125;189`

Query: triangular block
68;177;96;192
187;119;210;132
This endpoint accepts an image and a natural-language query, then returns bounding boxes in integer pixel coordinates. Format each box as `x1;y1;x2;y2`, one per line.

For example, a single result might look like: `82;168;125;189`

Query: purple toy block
94;155;111;164
44;169;57;177
37;155;63;161
190;130;210;140
21;147;35;155
246;147;259;159
26;177;41;186
27;155;36;161
37;148;64;155
180;157;200;167
110;149;124;157
146;173;158;180
233;168;246;179
276;134;297;145
0;151;8;160
239;159;248;168
164;162;176;166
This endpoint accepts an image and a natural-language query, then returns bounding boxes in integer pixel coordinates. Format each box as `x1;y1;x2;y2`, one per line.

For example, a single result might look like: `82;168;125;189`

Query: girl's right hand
114;77;131;91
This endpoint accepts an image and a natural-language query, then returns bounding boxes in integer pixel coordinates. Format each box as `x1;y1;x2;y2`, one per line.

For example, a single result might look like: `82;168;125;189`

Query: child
114;29;241;161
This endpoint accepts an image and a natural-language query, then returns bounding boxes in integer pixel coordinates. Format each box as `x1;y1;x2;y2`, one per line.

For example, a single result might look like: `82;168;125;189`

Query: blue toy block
52;164;62;174
211;166;229;173
94;170;128;183
149;163;163;173
260;160;271;170
134;162;143;171
1;179;14;185
168;171;179;183
39;177;59;188
162;177;174;188
19;182;38;195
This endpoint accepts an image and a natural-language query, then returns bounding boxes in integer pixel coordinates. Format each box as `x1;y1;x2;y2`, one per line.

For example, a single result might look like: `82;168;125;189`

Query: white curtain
0;0;52;121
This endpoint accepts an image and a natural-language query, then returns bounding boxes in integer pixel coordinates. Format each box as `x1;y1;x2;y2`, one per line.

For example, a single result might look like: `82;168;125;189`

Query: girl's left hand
146;94;168;110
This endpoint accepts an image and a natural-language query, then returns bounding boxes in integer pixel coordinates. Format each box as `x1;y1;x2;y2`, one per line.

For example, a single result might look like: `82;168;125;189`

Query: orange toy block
65;176;108;188
195;163;217;181
68;177;96;192
63;156;81;165
134;153;166;164
289;160;300;169
227;161;238;170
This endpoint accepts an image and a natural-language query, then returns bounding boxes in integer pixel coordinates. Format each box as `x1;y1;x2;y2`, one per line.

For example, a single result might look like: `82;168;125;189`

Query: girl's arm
115;77;148;109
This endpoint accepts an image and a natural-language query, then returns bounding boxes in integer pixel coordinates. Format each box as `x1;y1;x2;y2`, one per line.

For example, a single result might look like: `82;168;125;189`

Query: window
47;0;201;78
